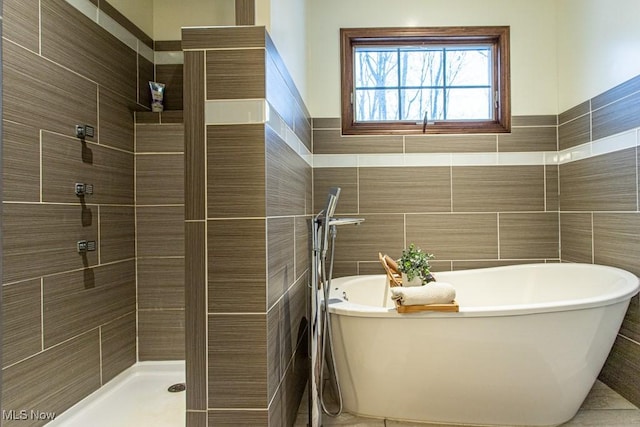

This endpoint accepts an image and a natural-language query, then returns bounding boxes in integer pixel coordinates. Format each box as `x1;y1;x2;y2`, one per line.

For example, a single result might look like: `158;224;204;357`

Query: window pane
355;89;399;121
399;49;443;87
342;26;510;134
354;49;398;88
400;89;444;121
446;88;492;119
446;48;491;86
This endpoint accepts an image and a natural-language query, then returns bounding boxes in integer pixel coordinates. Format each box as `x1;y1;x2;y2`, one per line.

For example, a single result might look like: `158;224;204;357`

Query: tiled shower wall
183;26;311;426
1;0;151;423
134;111;186;361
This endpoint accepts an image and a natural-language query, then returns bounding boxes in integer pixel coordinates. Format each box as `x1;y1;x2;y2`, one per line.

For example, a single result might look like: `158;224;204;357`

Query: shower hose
319;225;343;417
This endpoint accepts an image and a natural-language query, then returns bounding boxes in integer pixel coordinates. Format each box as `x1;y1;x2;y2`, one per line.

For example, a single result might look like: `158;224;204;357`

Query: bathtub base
333;301;628;426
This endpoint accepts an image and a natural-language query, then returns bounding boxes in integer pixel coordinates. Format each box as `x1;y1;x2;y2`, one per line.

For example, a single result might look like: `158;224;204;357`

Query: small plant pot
401;272;423;287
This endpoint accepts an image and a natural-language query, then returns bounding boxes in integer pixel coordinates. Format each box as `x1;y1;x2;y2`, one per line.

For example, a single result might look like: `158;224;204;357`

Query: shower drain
168;383;186;393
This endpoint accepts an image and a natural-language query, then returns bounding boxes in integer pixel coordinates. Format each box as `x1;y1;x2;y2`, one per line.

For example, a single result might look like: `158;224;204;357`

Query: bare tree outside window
354;46;491;122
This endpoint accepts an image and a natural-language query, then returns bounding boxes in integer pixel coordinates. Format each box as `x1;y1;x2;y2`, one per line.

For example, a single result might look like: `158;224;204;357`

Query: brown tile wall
313;116;561;277
183;25;309;426
557;75;640;406
134;115;186;361
184;49;207;418
1;0;150;421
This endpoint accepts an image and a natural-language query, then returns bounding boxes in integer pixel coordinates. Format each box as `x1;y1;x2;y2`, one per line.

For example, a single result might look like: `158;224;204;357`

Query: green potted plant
397;243;435;286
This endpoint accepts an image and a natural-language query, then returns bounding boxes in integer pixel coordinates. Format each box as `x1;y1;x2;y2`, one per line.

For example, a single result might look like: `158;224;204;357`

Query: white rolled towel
390;282;456;306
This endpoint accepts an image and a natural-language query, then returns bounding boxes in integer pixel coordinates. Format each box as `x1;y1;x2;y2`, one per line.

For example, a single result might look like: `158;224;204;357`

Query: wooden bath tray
378;253;460;313
394;300;459;313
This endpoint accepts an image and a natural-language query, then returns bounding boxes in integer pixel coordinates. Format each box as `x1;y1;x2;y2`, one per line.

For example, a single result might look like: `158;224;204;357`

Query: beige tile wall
1;0;147;422
183;25;310;426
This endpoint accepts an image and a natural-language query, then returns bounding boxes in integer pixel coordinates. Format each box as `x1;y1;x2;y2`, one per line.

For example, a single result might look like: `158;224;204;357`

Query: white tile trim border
205;99;267;125
155;51;185;65
204;98;639;169
313;128;639;168
65;0;154;63
204;99;313;167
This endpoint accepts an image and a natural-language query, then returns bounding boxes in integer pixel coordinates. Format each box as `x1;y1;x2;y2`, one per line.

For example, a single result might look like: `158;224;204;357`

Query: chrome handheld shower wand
309;187;364;427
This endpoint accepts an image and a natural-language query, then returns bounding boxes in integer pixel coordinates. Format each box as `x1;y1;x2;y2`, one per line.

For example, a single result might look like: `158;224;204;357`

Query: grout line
636;143;640;212
98;326;103;385
449;165;454;212
40;278;45;351
39;129;43;203
136;40;140;105
202;52;210;409
97;204;101;264
38;0;42;55
496;213;501;259
134;124;140;364
543;163;547;212
589;99;593;142
619;334;640;347
1;258;137;287
356;166;360;215
591;212;595;264
557;210;561;261
403;213;407;249
96;85;100;144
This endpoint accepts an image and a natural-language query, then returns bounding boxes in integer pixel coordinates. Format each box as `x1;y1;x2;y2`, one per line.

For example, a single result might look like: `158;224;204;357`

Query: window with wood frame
340;26;511;135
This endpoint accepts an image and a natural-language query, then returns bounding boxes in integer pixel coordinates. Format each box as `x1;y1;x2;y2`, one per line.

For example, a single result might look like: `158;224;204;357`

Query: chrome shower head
327;217;365;226
324;187;341;219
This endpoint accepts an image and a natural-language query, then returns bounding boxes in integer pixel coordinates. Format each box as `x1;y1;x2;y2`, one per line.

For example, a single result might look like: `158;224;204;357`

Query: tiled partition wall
1;0;151;424
183;26;311;426
134;111;186;360
313;115;561;276
557;75;640;407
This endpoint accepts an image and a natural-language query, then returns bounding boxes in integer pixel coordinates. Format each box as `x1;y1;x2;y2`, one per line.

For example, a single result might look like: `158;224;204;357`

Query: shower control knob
77;240;97;253
75;124;95;140
75;183;94;197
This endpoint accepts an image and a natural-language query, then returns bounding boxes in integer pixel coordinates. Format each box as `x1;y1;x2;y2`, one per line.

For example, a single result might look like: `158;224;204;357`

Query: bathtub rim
327;263;639;318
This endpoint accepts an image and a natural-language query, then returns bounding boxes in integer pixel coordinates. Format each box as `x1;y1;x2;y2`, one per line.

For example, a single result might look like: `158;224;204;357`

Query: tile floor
295;381;640;426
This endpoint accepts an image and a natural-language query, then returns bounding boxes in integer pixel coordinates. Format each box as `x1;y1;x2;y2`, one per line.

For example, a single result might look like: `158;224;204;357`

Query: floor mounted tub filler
327;263;639;426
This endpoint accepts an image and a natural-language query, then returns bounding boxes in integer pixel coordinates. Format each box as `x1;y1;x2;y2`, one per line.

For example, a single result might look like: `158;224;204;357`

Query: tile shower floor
47;361;185;427
295;380;640;426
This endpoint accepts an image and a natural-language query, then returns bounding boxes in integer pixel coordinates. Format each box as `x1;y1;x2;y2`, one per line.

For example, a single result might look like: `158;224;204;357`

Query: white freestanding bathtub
327;263;639;426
